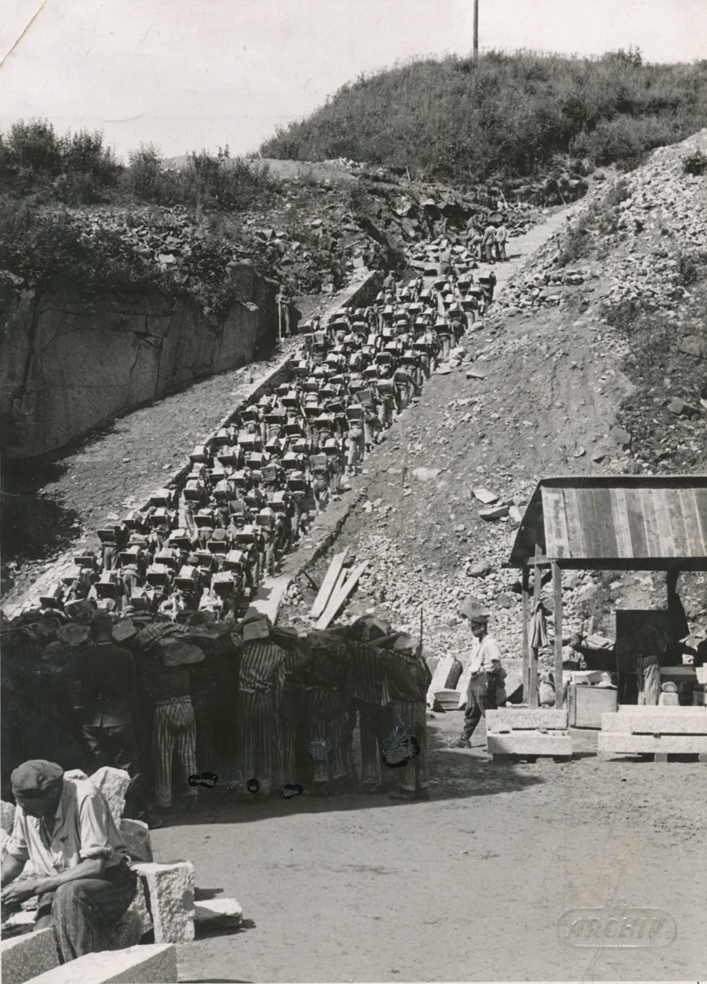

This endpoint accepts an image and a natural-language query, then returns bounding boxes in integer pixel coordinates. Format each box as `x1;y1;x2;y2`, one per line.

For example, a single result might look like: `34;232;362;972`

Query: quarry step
0;927;60;984
598;733;707;755
487;730;573;756
29;943;177;984
486;708;569;732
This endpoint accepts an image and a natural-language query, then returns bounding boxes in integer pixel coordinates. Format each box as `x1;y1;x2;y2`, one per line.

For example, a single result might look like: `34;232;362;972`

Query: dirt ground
159;709;705;983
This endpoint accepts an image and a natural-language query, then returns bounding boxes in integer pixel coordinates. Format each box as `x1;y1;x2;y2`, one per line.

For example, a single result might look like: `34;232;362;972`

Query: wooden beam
552;561;564;709
309;547;349;619
530;544;542;709
316;560;369;629
521;566;530;698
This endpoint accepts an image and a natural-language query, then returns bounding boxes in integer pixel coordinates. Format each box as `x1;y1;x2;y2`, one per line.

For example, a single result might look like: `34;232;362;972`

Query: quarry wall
0;263;279;458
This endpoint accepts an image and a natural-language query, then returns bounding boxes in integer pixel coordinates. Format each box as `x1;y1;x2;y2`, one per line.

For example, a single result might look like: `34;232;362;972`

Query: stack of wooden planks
309;548;368;629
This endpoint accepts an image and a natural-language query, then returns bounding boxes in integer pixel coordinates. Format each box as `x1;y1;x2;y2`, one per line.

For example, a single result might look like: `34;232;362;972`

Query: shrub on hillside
260;50;707;187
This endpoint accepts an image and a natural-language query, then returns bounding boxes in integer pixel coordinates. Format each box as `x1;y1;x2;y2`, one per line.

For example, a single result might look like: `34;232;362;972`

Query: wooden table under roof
508;476;707;708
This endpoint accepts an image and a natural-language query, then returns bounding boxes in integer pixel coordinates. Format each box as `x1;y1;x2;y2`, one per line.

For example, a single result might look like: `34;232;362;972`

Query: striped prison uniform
236;641;286;793
280;648;310;786
347;640;392;787
384;649;432;795
152;696;198;809
305;641;355;786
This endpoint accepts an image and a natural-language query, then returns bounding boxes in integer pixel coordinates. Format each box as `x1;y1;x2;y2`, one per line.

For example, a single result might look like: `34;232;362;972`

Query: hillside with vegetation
260;48;707;188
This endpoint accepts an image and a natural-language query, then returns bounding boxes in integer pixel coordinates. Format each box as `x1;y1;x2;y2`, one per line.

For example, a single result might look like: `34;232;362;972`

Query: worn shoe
448;737;471;749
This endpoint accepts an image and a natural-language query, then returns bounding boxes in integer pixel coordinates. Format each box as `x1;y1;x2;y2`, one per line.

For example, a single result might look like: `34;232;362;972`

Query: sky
1;0;706;162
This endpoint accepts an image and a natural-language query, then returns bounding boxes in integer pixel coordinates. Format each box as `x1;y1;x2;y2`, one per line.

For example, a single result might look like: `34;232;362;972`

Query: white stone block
194;898;243;929
628;713;707;735
133;862;195;944
29;943;177;983
89;767;131;825
486;708;568;732
487;731;573;756
1;801;16;834
598;732;707;754
119;819;153;863
0;927;60;984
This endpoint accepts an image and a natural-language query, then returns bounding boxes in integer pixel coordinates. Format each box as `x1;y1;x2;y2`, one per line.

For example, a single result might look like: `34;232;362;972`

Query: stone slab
29;943;177;983
194;898;243;929
119;819;153;863
487;731;573;756
615;704;706;713
0;927;60;984
133;862;195;944
598;733;707;754
627;714;707;735
486;708;568;732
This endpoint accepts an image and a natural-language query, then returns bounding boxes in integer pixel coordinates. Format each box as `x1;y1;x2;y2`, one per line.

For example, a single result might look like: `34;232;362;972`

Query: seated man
1;760;137;963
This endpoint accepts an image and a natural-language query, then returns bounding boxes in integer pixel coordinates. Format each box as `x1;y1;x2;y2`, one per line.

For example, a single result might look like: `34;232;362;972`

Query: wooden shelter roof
509;476;707;570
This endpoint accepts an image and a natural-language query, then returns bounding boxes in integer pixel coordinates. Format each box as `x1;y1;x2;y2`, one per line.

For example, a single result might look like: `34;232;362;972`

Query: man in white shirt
449;601;505;748
1;760;136;962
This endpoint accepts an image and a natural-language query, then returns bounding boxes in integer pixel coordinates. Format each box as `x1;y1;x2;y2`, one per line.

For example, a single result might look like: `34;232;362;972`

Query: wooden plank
316;560;369;629
309;548;349;619
521;566;530;699
640;491;662;556
542;489;569;559
666;489;690;558
609;487;633;558
652;488;675;559
624;487;650;557
577;488;604;559
691;488;707;556
530;545;541;710
552;561;564;709
679;489;706;557
595;487;619;559
562;487;587;558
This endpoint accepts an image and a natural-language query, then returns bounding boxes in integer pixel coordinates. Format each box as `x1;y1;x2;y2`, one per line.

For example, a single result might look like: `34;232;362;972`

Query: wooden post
530;544;542;709
521;566;530;699
552;561;564;709
473;0;479;61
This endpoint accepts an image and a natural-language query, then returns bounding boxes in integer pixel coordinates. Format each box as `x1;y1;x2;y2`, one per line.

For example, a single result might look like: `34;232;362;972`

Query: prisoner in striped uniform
345;621;393;793
235;617;287;794
382;633;432;801
303;630;354;795
146;651;199;812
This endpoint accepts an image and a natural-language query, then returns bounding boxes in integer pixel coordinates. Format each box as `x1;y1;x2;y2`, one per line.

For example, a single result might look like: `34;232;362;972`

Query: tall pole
473;0;479;61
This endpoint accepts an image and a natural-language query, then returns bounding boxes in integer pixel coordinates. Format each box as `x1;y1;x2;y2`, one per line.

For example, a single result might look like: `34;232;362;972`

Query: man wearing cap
1;760;137;962
449;602;506;748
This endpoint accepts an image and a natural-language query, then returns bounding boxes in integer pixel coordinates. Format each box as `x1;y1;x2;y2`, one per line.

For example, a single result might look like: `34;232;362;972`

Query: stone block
133;861;195;944
486;708;568;732
598;733;707;755
29;943;177;983
111;619;137;644
89;767;131;824
0;927;60;983
1;801;16;834
120;819;153;863
627;713;707;735
194;898;243;929
487;731;573;757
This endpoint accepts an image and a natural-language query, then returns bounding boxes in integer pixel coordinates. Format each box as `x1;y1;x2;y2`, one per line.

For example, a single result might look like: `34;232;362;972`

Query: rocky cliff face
0;263;278;458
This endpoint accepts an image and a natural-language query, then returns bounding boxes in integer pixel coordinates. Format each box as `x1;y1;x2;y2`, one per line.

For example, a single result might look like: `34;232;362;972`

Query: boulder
89;767;131;825
194;898;243;929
